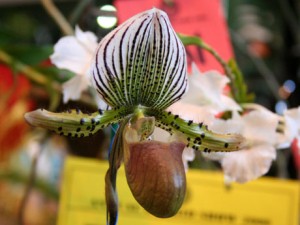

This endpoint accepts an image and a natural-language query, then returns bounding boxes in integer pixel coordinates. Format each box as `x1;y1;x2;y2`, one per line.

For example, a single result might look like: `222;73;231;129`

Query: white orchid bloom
207;106;279;183
50;26;98;103
170;63;241;116
166;63;244;170
282;107;300;144
242;103;297;149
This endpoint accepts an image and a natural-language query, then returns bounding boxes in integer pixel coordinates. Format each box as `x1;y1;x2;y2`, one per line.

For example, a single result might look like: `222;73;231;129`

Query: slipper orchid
25;8;244;224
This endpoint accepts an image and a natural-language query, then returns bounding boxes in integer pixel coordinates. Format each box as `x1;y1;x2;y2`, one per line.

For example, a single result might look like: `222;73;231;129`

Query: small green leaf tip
24;107;133;138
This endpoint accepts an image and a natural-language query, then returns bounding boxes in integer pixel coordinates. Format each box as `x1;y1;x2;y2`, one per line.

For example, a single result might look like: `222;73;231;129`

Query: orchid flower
50;26;98;103
240;103;300;149
170;63;241;115
281;107;300;145
25;8;244;224
167;61;284;184
199;104;284;183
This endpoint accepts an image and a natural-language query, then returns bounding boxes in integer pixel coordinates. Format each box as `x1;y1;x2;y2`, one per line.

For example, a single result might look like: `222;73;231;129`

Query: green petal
91;8;188;110
24;107;132;137
144;107;245;152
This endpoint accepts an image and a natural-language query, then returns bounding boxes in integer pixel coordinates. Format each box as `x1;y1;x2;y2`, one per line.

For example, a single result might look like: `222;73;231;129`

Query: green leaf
34;66;74;83
2;45;53;65
228;59;255;103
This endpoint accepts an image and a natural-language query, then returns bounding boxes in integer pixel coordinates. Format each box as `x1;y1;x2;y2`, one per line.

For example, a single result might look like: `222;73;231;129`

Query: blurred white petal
50;26;98;103
209;111;243;134
182;147;195;171
74;26;98;52
93;91;111;110
221;144;276;183
283;107;300;141
62;75;89;103
180;63;241;114
168;101;215;125
202;151;226;161
242;109;278;145
51;26;98;75
206;106;278;183
244;103;290;148
221;95;241;111
275;107;300;149
152;127;170;142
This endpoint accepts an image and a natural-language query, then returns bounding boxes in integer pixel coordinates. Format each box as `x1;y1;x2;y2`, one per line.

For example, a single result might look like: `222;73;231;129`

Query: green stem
230;31;280;101
105;118;130;225
0;49;98;108
178;34;238;101
69;0;93;26
178;34;235;82
40;0;74;36
17;133;46;225
0;49;58;87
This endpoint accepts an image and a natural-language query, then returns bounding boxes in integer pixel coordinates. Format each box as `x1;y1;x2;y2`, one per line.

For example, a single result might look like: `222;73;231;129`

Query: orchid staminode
25;8;244;225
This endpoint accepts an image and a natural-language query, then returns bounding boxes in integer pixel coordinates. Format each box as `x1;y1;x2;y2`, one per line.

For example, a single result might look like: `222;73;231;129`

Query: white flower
243;103;298;149
50;26;98;103
282;107;300;144
208;106;279;183
171;63;241;115
168;101;216;126
165;63;245;172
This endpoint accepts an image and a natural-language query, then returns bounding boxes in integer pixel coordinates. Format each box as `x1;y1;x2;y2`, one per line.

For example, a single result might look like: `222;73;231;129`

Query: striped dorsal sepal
91;8;188;110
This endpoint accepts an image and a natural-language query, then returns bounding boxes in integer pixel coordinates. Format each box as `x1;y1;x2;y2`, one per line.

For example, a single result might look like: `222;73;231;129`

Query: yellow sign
58;156;299;225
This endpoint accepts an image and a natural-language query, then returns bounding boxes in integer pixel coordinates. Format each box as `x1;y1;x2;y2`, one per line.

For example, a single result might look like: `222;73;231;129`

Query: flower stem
17;132;46;225
40;0;74;36
0;49;54;87
178;33;253;104
69;0;93;26
178;34;234;81
177;34;236;100
0;49;98;108
105;118;130;225
230;31;280;101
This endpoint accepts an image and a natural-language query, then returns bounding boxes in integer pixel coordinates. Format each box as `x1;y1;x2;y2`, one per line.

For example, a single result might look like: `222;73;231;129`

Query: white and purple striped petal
91;8;188;109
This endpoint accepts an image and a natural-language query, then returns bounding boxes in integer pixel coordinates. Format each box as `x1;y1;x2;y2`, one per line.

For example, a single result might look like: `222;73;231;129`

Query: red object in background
0;64;34;161
114;0;233;73
291;139;300;171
